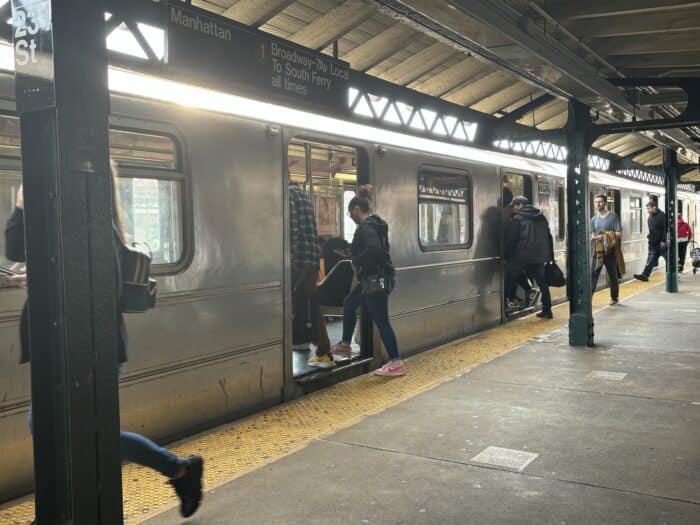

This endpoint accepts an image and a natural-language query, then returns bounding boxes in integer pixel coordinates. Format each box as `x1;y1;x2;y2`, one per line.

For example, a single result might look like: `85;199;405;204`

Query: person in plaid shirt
289;180;333;368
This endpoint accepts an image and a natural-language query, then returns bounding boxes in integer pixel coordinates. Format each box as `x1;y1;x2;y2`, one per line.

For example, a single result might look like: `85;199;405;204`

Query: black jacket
506;205;554;264
5;207;128;364
351;214;394;279
647;209;666;247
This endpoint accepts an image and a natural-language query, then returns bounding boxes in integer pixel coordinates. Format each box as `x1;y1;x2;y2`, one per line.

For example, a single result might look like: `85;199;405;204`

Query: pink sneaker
374;361;405;377
331;342;352;358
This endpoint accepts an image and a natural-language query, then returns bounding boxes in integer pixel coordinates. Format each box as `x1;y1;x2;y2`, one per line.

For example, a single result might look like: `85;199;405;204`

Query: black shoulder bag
120;243;157;313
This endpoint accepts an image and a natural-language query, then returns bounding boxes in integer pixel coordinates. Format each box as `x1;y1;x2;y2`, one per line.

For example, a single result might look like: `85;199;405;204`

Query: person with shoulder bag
6;163;204;521
330;185;404;377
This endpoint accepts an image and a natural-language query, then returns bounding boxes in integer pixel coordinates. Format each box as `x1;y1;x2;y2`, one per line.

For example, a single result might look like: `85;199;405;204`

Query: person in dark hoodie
634;200;667;281
331;185;404;377
7;172;203;521
505;195;555;319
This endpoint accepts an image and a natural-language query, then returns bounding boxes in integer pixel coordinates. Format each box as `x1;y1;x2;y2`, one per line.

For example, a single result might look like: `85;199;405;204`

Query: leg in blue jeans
642;245;661;276
28;404;183;478
366;293;400;361
121;431;184;478
341;284;363;343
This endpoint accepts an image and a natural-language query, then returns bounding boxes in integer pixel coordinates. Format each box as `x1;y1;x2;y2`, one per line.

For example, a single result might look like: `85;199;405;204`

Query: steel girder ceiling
195;0;700;180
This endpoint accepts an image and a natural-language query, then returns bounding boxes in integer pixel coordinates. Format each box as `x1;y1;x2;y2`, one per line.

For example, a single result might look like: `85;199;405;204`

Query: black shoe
633;274;649;282
536;309;553;319
169;455;203;518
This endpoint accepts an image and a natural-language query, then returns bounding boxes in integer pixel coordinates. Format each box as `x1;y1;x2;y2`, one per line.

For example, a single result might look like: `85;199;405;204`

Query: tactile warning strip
0;272;665;524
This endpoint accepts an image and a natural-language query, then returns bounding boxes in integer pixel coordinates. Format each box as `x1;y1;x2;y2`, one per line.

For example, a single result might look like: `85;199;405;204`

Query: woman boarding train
5;166;204;521
331;185;405;377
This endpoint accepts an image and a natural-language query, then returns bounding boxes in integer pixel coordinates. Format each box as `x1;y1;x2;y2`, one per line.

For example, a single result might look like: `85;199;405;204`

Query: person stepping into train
331;185;405;377
505;196;555;319
590;194;624;306
634;200;666;282
6;180;204;521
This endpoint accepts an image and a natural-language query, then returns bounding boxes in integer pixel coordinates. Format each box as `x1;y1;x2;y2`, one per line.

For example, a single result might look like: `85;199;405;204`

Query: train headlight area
1;0;699;523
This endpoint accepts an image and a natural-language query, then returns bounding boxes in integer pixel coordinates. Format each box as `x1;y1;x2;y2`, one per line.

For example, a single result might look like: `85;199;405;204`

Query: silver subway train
0;70;697;500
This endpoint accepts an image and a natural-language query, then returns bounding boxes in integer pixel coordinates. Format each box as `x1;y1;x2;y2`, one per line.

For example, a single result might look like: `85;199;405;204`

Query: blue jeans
342;284;400;361
28;391;184;479
642;245;663;276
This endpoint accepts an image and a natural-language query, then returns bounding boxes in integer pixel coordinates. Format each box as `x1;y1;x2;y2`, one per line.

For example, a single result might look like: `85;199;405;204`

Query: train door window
503;172;532;203
630;197;643;234
110;129;187;271
607;189;621;215
536;177;555;236
418;168;472;250
287;139;366;378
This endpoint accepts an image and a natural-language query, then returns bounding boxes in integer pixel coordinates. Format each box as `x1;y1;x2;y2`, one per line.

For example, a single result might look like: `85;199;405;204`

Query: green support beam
566;100;596;347
13;0;123;522
663;149;679;293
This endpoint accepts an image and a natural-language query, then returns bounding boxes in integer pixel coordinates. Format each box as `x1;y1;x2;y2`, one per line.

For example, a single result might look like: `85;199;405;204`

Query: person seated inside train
320;235;350;275
288;178;334;369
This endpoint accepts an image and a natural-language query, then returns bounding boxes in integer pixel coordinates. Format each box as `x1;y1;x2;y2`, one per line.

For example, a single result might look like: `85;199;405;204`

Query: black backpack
116;230;157;313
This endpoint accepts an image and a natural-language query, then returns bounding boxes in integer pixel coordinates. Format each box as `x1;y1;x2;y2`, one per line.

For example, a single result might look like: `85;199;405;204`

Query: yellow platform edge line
0;273;666;524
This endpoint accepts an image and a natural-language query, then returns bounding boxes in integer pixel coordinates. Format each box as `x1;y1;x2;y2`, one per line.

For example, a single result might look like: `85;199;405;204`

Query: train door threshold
295;355;373;385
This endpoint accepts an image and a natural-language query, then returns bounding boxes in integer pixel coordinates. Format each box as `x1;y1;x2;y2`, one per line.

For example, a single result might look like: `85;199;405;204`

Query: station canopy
192;0;700;183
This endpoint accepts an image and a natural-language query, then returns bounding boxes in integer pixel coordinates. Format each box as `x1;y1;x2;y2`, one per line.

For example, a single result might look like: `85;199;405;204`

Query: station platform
2;272;699;524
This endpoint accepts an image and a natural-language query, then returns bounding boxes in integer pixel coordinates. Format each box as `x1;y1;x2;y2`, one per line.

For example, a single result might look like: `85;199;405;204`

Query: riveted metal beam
566;99;597;347
501;93;555;123
14;0;123;522
663;148;680;292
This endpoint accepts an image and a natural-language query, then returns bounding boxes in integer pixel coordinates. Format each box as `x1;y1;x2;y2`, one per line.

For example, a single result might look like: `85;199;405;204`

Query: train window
114;177;184;265
0;172;22;274
418;168;472;250
0;116;189;273
0;114;21;159
630;197;643;234
111;129;187;269
110;129;178;170
607;189;621;215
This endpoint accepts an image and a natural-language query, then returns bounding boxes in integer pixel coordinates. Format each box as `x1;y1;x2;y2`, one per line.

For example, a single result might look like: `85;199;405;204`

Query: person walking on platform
590;194;624;305
634;201;667;282
331;185;404;377
288;179;334;369
505;196;555;319
6;179;203;521
677;212;692;272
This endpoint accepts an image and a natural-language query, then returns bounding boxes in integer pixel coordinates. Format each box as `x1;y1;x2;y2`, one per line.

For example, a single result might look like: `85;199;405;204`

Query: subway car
0;69;697;500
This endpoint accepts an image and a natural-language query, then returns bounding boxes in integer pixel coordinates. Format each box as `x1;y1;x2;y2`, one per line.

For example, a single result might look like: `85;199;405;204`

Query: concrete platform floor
147;275;700;525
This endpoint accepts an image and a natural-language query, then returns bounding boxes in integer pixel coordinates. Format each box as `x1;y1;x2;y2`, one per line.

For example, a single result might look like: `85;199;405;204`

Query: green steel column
663;148;679;293
13;0;123;522
566;100;595;346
